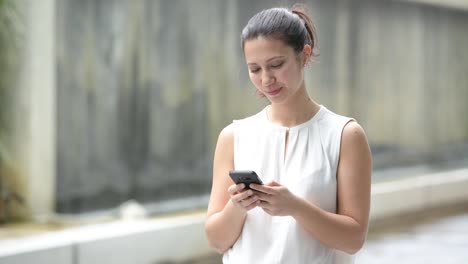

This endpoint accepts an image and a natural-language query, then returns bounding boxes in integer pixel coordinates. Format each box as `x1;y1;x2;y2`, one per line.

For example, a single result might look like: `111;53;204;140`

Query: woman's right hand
228;184;261;212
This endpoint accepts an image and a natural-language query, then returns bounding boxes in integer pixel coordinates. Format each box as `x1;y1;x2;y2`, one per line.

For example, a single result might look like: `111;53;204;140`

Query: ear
302;44;312;66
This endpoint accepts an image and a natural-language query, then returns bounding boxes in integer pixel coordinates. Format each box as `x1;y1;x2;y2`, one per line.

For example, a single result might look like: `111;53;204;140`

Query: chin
268;96;289;105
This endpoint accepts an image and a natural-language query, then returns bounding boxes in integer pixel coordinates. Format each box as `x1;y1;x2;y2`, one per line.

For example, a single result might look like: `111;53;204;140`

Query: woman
205;4;372;264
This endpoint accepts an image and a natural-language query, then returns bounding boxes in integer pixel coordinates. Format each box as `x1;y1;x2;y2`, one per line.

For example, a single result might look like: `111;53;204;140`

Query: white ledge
371;168;468;220
1;168;467;263
396;0;468;11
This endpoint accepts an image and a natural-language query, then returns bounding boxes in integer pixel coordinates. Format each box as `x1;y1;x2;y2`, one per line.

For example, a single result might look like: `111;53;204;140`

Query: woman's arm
251;121;372;254
205;124;259;253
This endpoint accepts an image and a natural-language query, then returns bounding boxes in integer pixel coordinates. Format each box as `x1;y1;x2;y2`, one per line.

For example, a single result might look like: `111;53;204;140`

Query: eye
249;67;260;73
270;62;284;68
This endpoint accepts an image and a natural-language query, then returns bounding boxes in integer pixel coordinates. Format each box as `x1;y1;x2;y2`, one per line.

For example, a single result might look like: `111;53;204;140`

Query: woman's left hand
250;181;299;216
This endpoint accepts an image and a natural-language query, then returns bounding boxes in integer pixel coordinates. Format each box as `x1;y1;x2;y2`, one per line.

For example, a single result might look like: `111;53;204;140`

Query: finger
245;200;261;211
237;183;246;191
228;183;245;195
233;189;255;203
255;191;273;203
241;189;256;200
257;200;272;210
227;184;236;195
241;195;259;208
250;184;275;195
246;200;261;210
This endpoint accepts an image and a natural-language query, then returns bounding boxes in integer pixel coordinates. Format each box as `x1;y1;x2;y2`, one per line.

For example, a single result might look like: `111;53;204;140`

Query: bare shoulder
339;120;372;173
341;121;369;149
216;123;234;151
219;123;234;139
342;120;367;143
213;123;235;168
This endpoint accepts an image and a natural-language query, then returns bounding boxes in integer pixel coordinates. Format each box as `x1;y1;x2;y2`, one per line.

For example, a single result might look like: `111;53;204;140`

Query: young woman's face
244;37;306;104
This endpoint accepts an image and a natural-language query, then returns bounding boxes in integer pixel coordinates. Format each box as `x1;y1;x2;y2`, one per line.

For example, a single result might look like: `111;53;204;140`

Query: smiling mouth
266;87;282;96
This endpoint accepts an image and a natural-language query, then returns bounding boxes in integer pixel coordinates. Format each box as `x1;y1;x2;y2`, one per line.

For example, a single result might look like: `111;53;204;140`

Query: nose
262;71;276;86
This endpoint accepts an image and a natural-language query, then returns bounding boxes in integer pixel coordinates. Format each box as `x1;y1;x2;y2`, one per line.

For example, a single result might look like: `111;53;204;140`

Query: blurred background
0;0;467;263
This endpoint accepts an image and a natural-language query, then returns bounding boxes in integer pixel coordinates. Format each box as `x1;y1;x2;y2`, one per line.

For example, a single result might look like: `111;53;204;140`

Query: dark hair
241;4;319;60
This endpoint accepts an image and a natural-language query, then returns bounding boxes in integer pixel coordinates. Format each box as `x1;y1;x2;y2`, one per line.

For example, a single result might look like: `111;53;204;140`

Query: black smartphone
229;170;263;189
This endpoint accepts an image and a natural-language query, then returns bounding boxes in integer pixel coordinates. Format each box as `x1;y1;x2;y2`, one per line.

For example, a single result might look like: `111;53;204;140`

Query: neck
268;85;320;128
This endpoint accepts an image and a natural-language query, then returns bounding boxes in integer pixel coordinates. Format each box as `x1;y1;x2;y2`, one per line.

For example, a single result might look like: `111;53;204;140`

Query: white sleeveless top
223;105;355;264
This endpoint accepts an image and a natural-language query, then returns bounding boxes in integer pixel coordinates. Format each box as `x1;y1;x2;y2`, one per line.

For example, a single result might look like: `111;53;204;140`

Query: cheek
275;69;292;85
249;73;261;87
282;64;302;86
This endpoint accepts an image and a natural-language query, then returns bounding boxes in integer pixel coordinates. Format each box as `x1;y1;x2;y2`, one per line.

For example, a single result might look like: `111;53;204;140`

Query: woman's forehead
244;37;294;64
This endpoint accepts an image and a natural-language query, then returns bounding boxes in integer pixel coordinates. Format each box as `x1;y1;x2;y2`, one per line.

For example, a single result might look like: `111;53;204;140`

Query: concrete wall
7;0;468;216
51;0;468;214
306;0;468;160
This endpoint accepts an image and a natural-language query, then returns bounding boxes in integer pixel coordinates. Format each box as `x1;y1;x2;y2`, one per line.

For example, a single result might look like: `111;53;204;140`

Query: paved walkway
180;205;468;264
357;209;468;263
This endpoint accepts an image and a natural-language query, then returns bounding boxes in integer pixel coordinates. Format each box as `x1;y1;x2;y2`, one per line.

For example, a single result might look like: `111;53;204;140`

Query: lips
265;87;282;96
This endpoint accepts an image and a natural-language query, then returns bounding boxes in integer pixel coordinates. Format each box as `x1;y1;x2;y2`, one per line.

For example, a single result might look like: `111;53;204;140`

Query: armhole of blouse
232;120;239;169
335;118;355;178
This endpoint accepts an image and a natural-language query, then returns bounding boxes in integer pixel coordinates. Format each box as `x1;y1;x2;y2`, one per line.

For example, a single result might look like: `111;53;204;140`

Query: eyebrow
247;56;285;66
